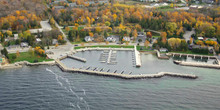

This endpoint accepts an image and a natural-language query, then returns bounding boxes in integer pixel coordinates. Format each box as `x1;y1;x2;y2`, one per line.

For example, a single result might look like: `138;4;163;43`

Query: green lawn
74;45;134;49
136;46;153;51
8;52;53;63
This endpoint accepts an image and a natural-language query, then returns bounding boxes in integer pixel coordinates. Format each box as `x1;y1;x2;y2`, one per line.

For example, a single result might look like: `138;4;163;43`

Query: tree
55;43;59;48
166;22;177;36
190;37;193;44
49;17;55;25
146;32;152;38
161;32;167;44
65;27;70;31
168;38;181;51
145;40;150;47
105;21;111;26
16;51;20;57
133;29;138;40
89;32;94;37
125;41;129;46
6;30;12;37
1;48;9;58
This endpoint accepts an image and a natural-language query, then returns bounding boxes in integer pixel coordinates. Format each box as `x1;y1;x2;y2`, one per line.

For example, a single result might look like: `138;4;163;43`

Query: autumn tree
161;32;167;44
16;51;20;57
145;40;150;47
133;29;138;40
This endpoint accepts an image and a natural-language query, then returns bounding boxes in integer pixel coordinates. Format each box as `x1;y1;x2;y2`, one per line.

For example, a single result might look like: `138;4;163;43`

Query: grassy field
8;52;53;63
74;45;134;49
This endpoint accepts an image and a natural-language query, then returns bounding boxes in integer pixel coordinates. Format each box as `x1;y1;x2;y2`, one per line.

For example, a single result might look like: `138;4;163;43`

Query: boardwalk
55;59;198;79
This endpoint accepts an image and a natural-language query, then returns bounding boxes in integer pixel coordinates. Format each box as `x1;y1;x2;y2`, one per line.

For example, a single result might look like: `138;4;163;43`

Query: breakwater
174;60;220;69
156;50;169;59
0;61;56;69
56;59;198;79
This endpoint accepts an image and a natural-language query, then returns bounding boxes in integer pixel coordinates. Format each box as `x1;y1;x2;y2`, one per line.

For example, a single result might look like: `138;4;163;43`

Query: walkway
134;46;141;67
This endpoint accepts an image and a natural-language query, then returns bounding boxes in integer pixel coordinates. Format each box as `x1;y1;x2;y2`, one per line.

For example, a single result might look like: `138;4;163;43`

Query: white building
123;36;131;42
84;36;94;42
106;36;116;42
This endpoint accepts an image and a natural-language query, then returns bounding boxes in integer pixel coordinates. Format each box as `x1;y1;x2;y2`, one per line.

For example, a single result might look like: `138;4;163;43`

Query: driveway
183;28;195;42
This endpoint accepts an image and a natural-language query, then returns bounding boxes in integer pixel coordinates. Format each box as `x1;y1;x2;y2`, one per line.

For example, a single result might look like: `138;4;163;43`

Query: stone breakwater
156;50;169;59
56;59;198;79
0;61;56;69
174;60;220;69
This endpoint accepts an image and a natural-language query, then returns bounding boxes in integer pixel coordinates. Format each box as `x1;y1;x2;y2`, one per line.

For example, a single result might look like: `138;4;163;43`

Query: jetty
134;46;141;67
55;59;198;79
67;55;86;62
156;50;169;59
173;60;220;69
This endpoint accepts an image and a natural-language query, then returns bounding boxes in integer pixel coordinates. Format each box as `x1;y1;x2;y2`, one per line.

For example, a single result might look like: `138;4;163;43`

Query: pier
67;55;86;62
174;60;220;69
156;50;169;59
170;53;217;59
134;46;141;67
55;59;198;79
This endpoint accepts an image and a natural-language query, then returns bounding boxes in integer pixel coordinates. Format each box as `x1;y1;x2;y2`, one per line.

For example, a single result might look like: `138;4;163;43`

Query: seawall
56;59;198;79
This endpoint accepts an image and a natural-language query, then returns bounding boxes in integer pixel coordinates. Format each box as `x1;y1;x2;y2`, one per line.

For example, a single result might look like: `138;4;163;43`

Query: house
123;36;130;42
159;48;168;52
98;0;109;4
198;37;204;41
106;35;118;42
54;6;65;9
36;38;42;42
20;42;29;48
69;3;77;7
84;36;94;42
14;34;18;40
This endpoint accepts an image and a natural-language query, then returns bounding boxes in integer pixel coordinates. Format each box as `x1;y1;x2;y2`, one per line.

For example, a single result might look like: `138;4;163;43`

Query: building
20;42;29;48
159;48;168;52
14;34;19;40
123;36;131;42
198;37;204;41
106;35;119;42
69;3;77;7
36;38;42;43
84;36;94;42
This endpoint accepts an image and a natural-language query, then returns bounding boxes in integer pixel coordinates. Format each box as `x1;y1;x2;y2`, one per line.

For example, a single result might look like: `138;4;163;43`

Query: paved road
183;28;195;42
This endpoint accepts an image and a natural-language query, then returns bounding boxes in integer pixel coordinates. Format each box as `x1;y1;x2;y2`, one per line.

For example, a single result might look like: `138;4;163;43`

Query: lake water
0;51;220;110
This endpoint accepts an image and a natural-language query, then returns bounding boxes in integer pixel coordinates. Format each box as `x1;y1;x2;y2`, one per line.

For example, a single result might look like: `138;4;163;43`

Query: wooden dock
55;59;198;79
